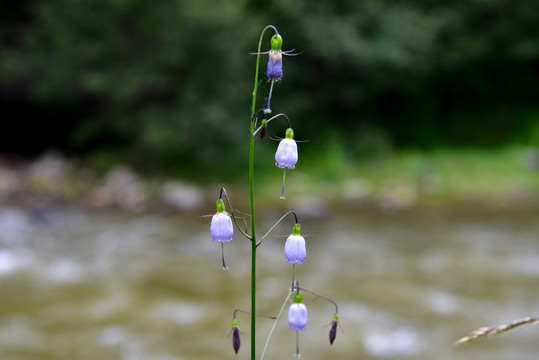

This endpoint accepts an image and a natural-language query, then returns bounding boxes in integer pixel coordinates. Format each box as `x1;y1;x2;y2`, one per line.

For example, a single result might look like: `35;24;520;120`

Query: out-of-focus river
0;202;538;360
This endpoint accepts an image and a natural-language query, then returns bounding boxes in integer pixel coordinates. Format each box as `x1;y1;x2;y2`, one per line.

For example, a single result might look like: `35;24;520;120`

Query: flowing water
0;202;538;360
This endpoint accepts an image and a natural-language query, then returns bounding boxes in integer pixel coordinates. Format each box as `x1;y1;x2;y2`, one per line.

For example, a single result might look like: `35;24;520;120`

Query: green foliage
1;0;539;179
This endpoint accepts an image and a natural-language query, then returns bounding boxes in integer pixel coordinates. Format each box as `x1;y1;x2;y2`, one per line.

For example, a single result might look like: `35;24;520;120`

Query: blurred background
1;0;539;359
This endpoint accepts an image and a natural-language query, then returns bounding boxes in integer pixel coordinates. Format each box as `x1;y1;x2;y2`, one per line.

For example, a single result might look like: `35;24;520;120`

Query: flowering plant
207;25;339;359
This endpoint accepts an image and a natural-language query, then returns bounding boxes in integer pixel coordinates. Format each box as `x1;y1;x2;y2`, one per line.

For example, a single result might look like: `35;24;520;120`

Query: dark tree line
1;0;538;178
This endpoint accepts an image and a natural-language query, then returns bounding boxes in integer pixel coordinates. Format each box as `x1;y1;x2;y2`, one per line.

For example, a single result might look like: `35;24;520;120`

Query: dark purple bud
232;326;241;354
267;50;283;81
329;318;338;345
260;119;268;140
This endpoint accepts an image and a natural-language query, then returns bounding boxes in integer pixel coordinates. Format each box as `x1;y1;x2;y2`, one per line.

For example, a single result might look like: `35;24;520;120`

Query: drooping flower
275;128;298;169
288;291;308;331
210;199;233;243
267;49;283;81
329;313;339;345
284;223;306;264
267;34;283;81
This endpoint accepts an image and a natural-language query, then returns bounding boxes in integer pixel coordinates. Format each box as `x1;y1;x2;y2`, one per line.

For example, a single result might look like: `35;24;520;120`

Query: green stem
260;290;294;360
249;24;278;360
220;187;251;240
257;210;298;247
249;118;257;360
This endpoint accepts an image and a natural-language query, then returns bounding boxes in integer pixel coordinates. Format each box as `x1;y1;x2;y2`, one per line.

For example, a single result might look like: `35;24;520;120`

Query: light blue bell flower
284;224;306;264
211;199;233;243
288;292;308;331
275;128;298;169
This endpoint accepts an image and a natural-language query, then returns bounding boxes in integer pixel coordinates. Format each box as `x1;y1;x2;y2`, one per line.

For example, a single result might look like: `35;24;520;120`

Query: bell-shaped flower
275;128;298;169
267;49;283;81
284;223;306;264
288;291;308;331
210;199;233;243
267;34;283;81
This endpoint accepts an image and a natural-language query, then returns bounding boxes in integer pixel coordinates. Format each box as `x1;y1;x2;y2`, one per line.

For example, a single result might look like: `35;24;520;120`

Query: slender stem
221;243;227;270
233;308;277;320
266;79;275;112
252;113;291;137
257;210;298;247
295;285;339;314
260;290;294;360
249;119;257;360
295;331;300;358
220;188;251;240
280;168;287;199
291;264;295;290
249;24;278;360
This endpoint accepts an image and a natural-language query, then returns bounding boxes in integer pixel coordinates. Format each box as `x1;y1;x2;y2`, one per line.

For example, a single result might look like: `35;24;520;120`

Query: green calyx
232;319;238;327
333;313;339;321
270;34;283;51
294;291;303;303
285;128;294;139
216;199;226;212
292;223;301;235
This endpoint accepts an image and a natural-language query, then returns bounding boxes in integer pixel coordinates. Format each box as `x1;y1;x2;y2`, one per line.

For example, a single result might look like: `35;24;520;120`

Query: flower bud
329;314;339;345
275;128;298;169
284;224;306;264
231;319;241;354
259;119;268;140
210;200;233;243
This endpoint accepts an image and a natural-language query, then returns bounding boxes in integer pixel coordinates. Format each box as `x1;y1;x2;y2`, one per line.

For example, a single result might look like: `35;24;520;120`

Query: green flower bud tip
285;128;294;139
271;34;283;51
294;291;303;303
292;223;301;235
216;199;225;212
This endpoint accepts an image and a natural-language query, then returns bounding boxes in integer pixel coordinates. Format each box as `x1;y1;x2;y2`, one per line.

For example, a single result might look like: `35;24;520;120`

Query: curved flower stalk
209;188;252;269
251;32;300;113
230;309;277;355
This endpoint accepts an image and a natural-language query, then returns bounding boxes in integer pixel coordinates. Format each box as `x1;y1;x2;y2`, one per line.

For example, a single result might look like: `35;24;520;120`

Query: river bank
1;148;538;216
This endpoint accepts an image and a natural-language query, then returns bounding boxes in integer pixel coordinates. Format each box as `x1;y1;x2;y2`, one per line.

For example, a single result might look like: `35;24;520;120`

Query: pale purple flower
267;50;283;81
211;211;233;243
284;234;306;264
288;303;308;331
275;128;298;169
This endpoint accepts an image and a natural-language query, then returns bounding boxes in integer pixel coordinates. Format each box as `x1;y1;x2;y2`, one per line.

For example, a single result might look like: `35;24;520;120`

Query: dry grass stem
454;317;539;346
